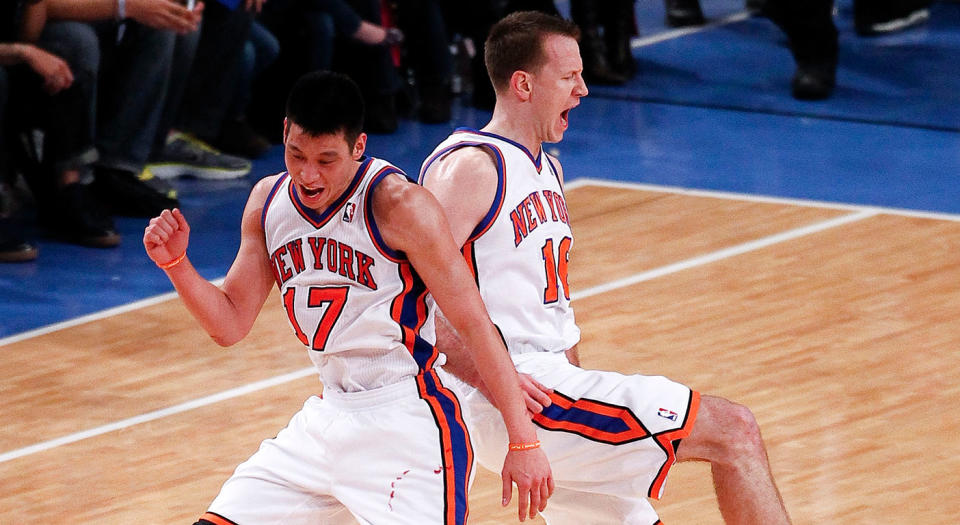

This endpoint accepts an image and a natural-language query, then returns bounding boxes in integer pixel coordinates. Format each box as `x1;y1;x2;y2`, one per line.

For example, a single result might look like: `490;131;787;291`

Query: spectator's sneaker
0;215;38;262
92;167;179;218
791;62;836;101
138;166;178;201
43;183;121;248
149;132;252;180
665;0;706;27
0;240;38;262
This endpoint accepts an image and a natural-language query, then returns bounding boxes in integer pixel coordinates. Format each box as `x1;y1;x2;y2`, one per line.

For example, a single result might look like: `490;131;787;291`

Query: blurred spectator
2;0;120;261
570;0;637;85
762;0;931;100
148;0;266;179
45;0;205;216
392;0;455;123
254;0;405;134
215;19;280;157
443;0;560;110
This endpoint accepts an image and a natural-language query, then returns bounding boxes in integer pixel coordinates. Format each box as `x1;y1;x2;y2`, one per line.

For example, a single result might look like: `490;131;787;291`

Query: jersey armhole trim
261;172;289;231
418;141;507;244
364;165;409;263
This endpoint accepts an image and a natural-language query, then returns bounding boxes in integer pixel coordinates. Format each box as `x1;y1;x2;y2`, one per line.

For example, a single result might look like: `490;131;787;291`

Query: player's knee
713;399;766;463
727;401;763;446
687;396;765;465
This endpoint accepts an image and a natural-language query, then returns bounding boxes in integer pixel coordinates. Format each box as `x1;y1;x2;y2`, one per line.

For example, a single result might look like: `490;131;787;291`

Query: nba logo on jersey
342;202;356;222
657;408;678;422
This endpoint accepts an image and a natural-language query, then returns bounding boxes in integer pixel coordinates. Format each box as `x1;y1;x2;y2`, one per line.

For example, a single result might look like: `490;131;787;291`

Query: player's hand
501;447;554;522
245;0;266;13
519;374;553;417
127;0;203;34
144;208;190;267
21;45;73;94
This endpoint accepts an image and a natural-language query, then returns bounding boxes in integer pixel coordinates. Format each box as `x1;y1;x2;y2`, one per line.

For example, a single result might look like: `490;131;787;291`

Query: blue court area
2;0;959;338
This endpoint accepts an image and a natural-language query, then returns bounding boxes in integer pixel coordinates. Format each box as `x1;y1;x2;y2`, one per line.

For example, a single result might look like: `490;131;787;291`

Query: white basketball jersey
263;157;440;393
421;129;581;356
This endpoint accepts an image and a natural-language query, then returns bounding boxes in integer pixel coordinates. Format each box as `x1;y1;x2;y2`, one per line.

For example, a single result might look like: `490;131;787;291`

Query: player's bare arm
143;176;277;346
373;174;555;521
424;147;555;414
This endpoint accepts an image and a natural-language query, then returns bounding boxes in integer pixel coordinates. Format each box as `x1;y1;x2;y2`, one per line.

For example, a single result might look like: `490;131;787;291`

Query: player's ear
511;70;533;102
351;133;367;160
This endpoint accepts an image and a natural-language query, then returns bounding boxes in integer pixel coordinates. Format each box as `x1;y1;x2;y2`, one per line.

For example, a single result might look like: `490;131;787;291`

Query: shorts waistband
321;375;421;410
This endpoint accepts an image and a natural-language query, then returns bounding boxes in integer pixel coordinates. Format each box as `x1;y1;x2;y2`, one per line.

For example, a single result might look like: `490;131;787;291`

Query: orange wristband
157;251;186;270
508;441;541;451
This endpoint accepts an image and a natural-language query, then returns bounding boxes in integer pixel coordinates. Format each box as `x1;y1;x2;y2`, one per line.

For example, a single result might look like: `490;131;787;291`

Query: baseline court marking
0;183;884;464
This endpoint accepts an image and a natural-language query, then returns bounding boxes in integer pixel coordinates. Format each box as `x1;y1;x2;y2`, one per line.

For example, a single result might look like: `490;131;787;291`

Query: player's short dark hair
285;71;364;145
484;11;581;93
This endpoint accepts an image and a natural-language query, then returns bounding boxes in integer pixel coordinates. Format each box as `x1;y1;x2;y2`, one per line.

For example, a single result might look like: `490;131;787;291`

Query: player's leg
464;353;694;522
675;395;791;525
194;396;356;525
329;372;474;525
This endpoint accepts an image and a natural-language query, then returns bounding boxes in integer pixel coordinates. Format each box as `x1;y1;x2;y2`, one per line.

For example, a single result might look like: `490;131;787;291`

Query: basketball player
419;11;791;525
143;71;552;525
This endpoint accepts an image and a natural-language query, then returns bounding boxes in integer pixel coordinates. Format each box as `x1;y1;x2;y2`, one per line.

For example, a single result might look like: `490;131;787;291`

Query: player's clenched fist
143;208;190;269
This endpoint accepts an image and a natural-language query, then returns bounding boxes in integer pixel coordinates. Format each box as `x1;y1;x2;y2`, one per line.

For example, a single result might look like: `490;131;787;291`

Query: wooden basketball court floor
3;179;959;523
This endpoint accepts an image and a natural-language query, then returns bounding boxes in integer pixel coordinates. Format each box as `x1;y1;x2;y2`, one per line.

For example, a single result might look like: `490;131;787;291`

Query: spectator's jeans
228;20;280;121
91;22;198;173
36;21;100;175
176;2;253;141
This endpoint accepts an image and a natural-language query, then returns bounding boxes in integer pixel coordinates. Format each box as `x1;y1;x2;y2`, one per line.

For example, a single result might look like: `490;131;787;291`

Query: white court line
574;208;877;300
0;367;316;464
0;204;877;464
0;278;222;348
631;11;753;49
566;178;960;223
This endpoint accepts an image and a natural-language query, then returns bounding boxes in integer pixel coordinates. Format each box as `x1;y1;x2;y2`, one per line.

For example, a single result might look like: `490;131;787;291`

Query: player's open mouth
560;109;570;127
300;186;324;199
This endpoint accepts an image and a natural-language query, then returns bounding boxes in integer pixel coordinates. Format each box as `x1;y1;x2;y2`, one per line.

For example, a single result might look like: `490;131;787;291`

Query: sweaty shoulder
243;173;285;228
250;173;284;209
425;146;499;190
422;146;499;247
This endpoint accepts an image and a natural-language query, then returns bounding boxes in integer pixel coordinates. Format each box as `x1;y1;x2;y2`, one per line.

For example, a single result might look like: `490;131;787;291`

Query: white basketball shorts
200;370;474;525
449;352;699;525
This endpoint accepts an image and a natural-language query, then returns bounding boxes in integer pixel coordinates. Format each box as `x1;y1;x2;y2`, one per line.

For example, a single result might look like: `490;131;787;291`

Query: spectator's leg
150;28;200;160
762;0;838;100
339;0;402;133
570;0;626;85
216;21;278;158
605;0;638;79
174;2;252;145
0;66;38;262
396;0;453;123
90;22;181;216
95;22;177;173
32;21;120;247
